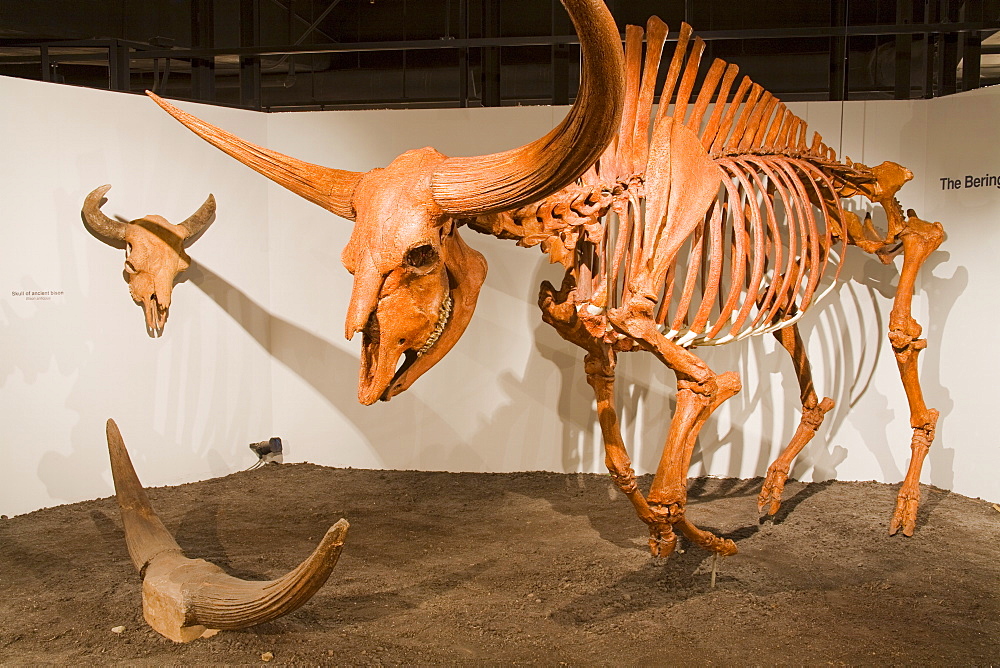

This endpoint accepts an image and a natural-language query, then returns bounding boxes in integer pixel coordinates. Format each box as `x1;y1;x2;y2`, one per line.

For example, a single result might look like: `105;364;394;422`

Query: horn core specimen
106;419;349;642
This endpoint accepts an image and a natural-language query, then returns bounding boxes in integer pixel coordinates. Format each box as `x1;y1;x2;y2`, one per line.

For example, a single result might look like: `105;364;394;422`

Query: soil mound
1;465;997;665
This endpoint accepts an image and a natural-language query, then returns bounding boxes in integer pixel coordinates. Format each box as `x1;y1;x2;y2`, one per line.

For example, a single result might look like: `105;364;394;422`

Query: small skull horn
178;193;216;239
82;185;128;241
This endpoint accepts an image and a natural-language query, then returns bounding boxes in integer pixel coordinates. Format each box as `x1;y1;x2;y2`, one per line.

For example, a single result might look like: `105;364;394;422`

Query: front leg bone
882;212;945;536
538;274;674;552
610;299;741;556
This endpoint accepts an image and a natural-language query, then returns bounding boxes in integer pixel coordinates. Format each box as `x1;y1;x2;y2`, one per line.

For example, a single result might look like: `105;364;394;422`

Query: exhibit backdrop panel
922;87;1000;503
0;77;275;516
263;91;995;505
4;76;997;516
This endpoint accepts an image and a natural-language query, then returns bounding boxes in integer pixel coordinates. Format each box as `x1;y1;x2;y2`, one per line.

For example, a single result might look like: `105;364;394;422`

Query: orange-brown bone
82;185;215;336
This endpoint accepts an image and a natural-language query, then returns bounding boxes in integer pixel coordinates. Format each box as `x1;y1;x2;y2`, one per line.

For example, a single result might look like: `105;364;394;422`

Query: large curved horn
106;418;349;643
82;185;128;241
431;0;625;216
147;92;362;221
179;193;217;239
106;418;183;570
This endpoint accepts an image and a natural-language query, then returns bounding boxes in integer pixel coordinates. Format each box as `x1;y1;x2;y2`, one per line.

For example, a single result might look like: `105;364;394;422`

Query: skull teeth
417;293;452;357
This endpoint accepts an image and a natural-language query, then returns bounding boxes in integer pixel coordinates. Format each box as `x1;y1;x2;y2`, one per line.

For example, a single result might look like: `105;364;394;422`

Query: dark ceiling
2;0;999;111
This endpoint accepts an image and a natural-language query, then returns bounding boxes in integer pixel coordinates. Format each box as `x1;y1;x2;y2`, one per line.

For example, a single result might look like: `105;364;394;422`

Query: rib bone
106;418;348;643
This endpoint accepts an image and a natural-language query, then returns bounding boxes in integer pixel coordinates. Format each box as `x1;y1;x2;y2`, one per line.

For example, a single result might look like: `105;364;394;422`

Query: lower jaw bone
106;419;349;643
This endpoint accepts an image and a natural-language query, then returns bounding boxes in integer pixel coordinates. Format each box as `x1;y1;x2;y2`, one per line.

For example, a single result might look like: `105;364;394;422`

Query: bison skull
342;148;489;404
82;184;215;336
148;0;623;401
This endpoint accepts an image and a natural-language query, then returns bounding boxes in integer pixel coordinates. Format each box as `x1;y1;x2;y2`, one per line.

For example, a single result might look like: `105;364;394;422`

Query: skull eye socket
404;244;438;270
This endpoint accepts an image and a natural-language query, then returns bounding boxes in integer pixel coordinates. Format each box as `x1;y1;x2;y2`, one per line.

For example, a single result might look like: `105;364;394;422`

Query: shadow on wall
6;186;116;506
188;261;472;465
190;227;959;490
530;241;958;490
818;243;959;493
2;183;248;513
909;249;962;490
1;296;100;504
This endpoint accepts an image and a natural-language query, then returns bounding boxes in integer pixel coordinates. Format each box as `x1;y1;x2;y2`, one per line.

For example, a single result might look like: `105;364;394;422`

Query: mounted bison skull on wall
82;184;215;336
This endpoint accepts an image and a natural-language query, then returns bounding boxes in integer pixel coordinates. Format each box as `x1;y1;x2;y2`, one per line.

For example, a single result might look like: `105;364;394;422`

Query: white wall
264;94;995;506
0;77;274;516
3;75;997;516
921;88;1000;501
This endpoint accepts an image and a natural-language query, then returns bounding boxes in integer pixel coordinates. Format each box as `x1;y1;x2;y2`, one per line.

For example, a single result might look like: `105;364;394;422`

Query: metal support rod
191;0;216;101
482;0;501;107
552;44;570;106
459;0;469;107
298;0;344;42
109;39;130;91
829;0;849;101
240;0;262;109
894;0;914;99
939;0;959;95
551;0;571;105
924;0;937;98
962;0;983;91
39;45;51;82
116;21;1000;61
269;0;345;70
265;0;337;42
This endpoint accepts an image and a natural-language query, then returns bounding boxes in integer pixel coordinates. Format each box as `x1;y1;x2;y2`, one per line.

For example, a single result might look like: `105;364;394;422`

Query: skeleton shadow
7;191;121;511
186;260;467;462
523;234;959;539
546;479;840;625
522;270;808;487
0;300;90;391
816;246;961;502
912;251;963;495
187;236;958;530
88;494;272;582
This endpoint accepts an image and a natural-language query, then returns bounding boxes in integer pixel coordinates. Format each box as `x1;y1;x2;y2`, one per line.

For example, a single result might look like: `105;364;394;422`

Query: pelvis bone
106;419;348;643
82;185;215;336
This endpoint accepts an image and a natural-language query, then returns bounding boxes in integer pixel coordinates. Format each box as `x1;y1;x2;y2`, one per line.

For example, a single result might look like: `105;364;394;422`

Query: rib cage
574;17;851;348
641;156;844;347
468;17;874;349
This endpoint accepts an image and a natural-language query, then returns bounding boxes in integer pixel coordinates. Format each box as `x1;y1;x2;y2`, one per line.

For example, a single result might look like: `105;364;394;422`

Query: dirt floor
1;464;997;666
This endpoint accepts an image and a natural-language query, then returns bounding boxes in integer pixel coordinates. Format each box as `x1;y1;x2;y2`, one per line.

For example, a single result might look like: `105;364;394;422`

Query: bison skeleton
147;5;943;575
